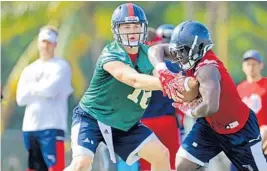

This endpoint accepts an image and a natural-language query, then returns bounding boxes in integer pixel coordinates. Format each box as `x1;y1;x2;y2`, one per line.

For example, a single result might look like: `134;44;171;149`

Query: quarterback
64;3;182;171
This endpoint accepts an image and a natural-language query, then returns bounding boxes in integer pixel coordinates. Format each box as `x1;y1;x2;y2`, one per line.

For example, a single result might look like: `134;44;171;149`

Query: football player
64;3;182;171
148;20;267;171
139;25;181;171
156;24;175;44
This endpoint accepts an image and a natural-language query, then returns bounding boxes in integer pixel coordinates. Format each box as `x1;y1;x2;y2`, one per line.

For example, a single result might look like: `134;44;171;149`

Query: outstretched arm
191;64;221;117
103;61;162;91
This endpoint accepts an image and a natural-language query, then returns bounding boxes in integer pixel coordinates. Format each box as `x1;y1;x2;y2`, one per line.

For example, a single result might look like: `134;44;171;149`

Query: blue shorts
177;110;267;170
23;129;65;171
71;105;156;165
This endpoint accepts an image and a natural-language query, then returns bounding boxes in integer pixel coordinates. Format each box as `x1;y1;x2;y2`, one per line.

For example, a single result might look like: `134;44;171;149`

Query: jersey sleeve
99;55;119;69
194;59;219;76
98;50;128;69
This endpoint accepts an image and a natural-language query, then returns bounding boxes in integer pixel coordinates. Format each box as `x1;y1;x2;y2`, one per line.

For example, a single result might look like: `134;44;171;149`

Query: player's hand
173;89;185;103
172;97;203;118
159;70;185;99
260;125;267;155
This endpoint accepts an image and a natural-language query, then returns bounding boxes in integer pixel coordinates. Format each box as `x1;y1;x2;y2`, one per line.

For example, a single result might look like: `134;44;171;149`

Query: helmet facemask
169;45;199;70
169;35;213;70
112;20;147;47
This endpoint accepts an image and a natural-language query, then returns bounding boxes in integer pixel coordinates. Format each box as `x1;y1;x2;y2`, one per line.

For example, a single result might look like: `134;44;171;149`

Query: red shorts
140;115;180;170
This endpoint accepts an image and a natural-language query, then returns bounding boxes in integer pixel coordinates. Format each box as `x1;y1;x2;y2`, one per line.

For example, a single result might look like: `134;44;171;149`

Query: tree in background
1;1;267;131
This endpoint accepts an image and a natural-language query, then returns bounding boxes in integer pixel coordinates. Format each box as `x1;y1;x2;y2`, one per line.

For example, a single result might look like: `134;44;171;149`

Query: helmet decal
126;3;135;16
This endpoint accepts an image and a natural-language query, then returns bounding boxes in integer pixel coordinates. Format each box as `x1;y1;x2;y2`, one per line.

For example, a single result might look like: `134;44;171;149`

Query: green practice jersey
79;41;154;131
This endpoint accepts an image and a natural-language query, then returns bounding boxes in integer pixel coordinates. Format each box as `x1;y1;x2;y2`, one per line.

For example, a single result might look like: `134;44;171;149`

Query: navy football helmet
156;24;175;43
169;21;214;70
111;3;148;47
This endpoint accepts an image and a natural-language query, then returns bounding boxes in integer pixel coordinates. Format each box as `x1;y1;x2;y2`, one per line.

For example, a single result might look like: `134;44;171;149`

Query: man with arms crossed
16;25;73;171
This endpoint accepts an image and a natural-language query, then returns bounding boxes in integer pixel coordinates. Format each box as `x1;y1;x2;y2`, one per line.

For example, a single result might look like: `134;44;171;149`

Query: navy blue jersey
143;60;181;118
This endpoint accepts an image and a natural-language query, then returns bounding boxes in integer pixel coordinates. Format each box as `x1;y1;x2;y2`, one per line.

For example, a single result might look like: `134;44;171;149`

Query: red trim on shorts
176;108;185;126
48;141;65;171
140;115;180;170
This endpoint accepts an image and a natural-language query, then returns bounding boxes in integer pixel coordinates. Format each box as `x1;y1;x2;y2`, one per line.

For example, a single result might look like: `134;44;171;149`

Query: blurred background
1;1;267;170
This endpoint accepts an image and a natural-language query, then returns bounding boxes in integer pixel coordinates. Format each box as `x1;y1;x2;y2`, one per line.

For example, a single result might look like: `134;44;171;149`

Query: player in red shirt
148;21;267;171
237;50;267;155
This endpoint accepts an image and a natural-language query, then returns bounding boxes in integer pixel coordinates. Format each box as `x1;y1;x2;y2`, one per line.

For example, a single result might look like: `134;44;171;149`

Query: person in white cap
16;25;73;171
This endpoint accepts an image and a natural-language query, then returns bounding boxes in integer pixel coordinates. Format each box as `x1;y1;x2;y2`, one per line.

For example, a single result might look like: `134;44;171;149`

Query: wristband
155;62;167;71
183;77;191;91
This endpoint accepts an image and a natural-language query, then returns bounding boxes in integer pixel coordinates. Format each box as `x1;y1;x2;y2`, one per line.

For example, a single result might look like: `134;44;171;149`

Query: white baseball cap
38;29;58;44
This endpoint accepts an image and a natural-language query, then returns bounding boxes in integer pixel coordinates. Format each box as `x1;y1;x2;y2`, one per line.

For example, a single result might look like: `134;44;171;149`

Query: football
179;77;200;102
